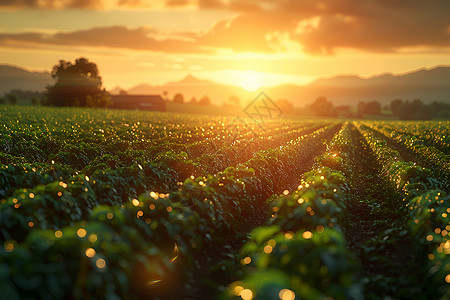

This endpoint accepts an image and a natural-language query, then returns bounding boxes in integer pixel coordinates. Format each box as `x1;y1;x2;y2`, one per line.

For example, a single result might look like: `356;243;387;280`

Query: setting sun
239;70;262;92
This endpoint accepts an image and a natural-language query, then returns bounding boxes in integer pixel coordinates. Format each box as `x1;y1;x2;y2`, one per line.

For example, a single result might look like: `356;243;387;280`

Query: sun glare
240;70;262;92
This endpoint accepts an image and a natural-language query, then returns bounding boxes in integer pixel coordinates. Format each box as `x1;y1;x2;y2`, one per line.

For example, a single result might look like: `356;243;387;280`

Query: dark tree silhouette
44;57;110;107
390;99;403;115
394;99;434;120
4;93;18;105
227;95;240;107
30;97;39;105
366;101;381;115
198;96;211;106
335;105;352;118
430;101;450;119
358;100;381;116
173;93;184;104
309;96;336;117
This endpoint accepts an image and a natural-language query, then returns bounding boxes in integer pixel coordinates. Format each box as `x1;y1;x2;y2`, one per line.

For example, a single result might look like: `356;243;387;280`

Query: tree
198;96;211;106
189;97;197;104
430;101;450;118
4;93;18;105
7;89;42;101
309;96;336;117
173;93;184;104
436;110;450;119
358;100;381;116
227;96;240;107
393;99;434;120
335;105;352;118
366;100;381;115
30;97;40;105
44;57;110;107
390;99;403;115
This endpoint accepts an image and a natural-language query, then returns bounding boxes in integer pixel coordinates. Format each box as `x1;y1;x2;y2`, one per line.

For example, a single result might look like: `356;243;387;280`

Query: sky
1;0;450;90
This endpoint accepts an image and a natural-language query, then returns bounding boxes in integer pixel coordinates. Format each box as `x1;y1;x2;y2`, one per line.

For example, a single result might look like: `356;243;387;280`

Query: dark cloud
198;0;226;9
0;26;212;54
1;0;449;54
117;0;145;7
154;0;450;54
0;0;104;9
197;0;450;54
165;0;192;7
290;0;450;53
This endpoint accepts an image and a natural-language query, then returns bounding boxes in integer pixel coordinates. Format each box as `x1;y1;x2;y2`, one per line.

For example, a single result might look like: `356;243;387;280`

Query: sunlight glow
239;70;262;92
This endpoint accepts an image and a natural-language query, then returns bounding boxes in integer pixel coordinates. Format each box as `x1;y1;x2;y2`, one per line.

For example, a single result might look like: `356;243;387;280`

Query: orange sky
1;0;450;90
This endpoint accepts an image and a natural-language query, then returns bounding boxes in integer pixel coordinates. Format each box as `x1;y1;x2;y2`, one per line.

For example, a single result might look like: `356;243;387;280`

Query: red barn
110;95;166;111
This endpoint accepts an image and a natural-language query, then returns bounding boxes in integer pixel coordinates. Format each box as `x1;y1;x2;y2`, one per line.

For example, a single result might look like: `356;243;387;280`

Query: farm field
0;105;449;300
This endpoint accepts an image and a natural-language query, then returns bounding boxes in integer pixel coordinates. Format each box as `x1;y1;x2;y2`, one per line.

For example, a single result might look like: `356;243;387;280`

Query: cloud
0;0;105;9
0;26;212;54
196;13;282;52
1;0;449;54
288;0;450;54
165;0;193;7
197;0;450;54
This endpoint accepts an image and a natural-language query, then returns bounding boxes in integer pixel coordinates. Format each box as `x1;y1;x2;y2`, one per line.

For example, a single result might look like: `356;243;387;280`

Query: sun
240;70;262;92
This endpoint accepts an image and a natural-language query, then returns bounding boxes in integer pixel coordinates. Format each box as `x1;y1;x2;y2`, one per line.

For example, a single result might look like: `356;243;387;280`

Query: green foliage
225;128;363;300
309;96;337;117
4;93;18;105
44;57;111;107
1;106;450;299
389;99;435;120
231;228;362;300
357;121;450;298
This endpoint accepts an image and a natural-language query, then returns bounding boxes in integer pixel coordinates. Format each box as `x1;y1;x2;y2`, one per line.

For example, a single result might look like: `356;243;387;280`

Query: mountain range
122;66;450;106
2;64;450;106
0;65;52;95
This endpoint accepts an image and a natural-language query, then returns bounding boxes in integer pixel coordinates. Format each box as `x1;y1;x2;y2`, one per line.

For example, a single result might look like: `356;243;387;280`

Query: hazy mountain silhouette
0;65;52;95
1;64;449;106
128;66;450;106
128;74;246;105
167;74;212;85
282;66;450;105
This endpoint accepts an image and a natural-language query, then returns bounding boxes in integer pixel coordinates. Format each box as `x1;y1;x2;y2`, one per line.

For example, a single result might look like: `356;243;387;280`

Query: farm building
110;95;166;111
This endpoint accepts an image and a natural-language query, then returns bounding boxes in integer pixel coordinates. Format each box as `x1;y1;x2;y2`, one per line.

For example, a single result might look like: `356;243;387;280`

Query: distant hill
128;66;450;106
0;65;52;96
127;74;246;105
267;66;450;106
1;63;449;106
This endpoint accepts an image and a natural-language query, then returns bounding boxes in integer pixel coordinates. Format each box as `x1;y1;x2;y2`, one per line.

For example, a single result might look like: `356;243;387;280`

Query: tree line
308;96;450;120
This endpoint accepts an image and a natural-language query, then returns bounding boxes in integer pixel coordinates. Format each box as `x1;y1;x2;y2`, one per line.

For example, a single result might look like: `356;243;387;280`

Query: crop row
363;122;450;190
0;122;341;299
225;123;364;300
1;122;340;241
355;123;450;298
368;121;450;154
0;106;310;167
0;121;328;203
